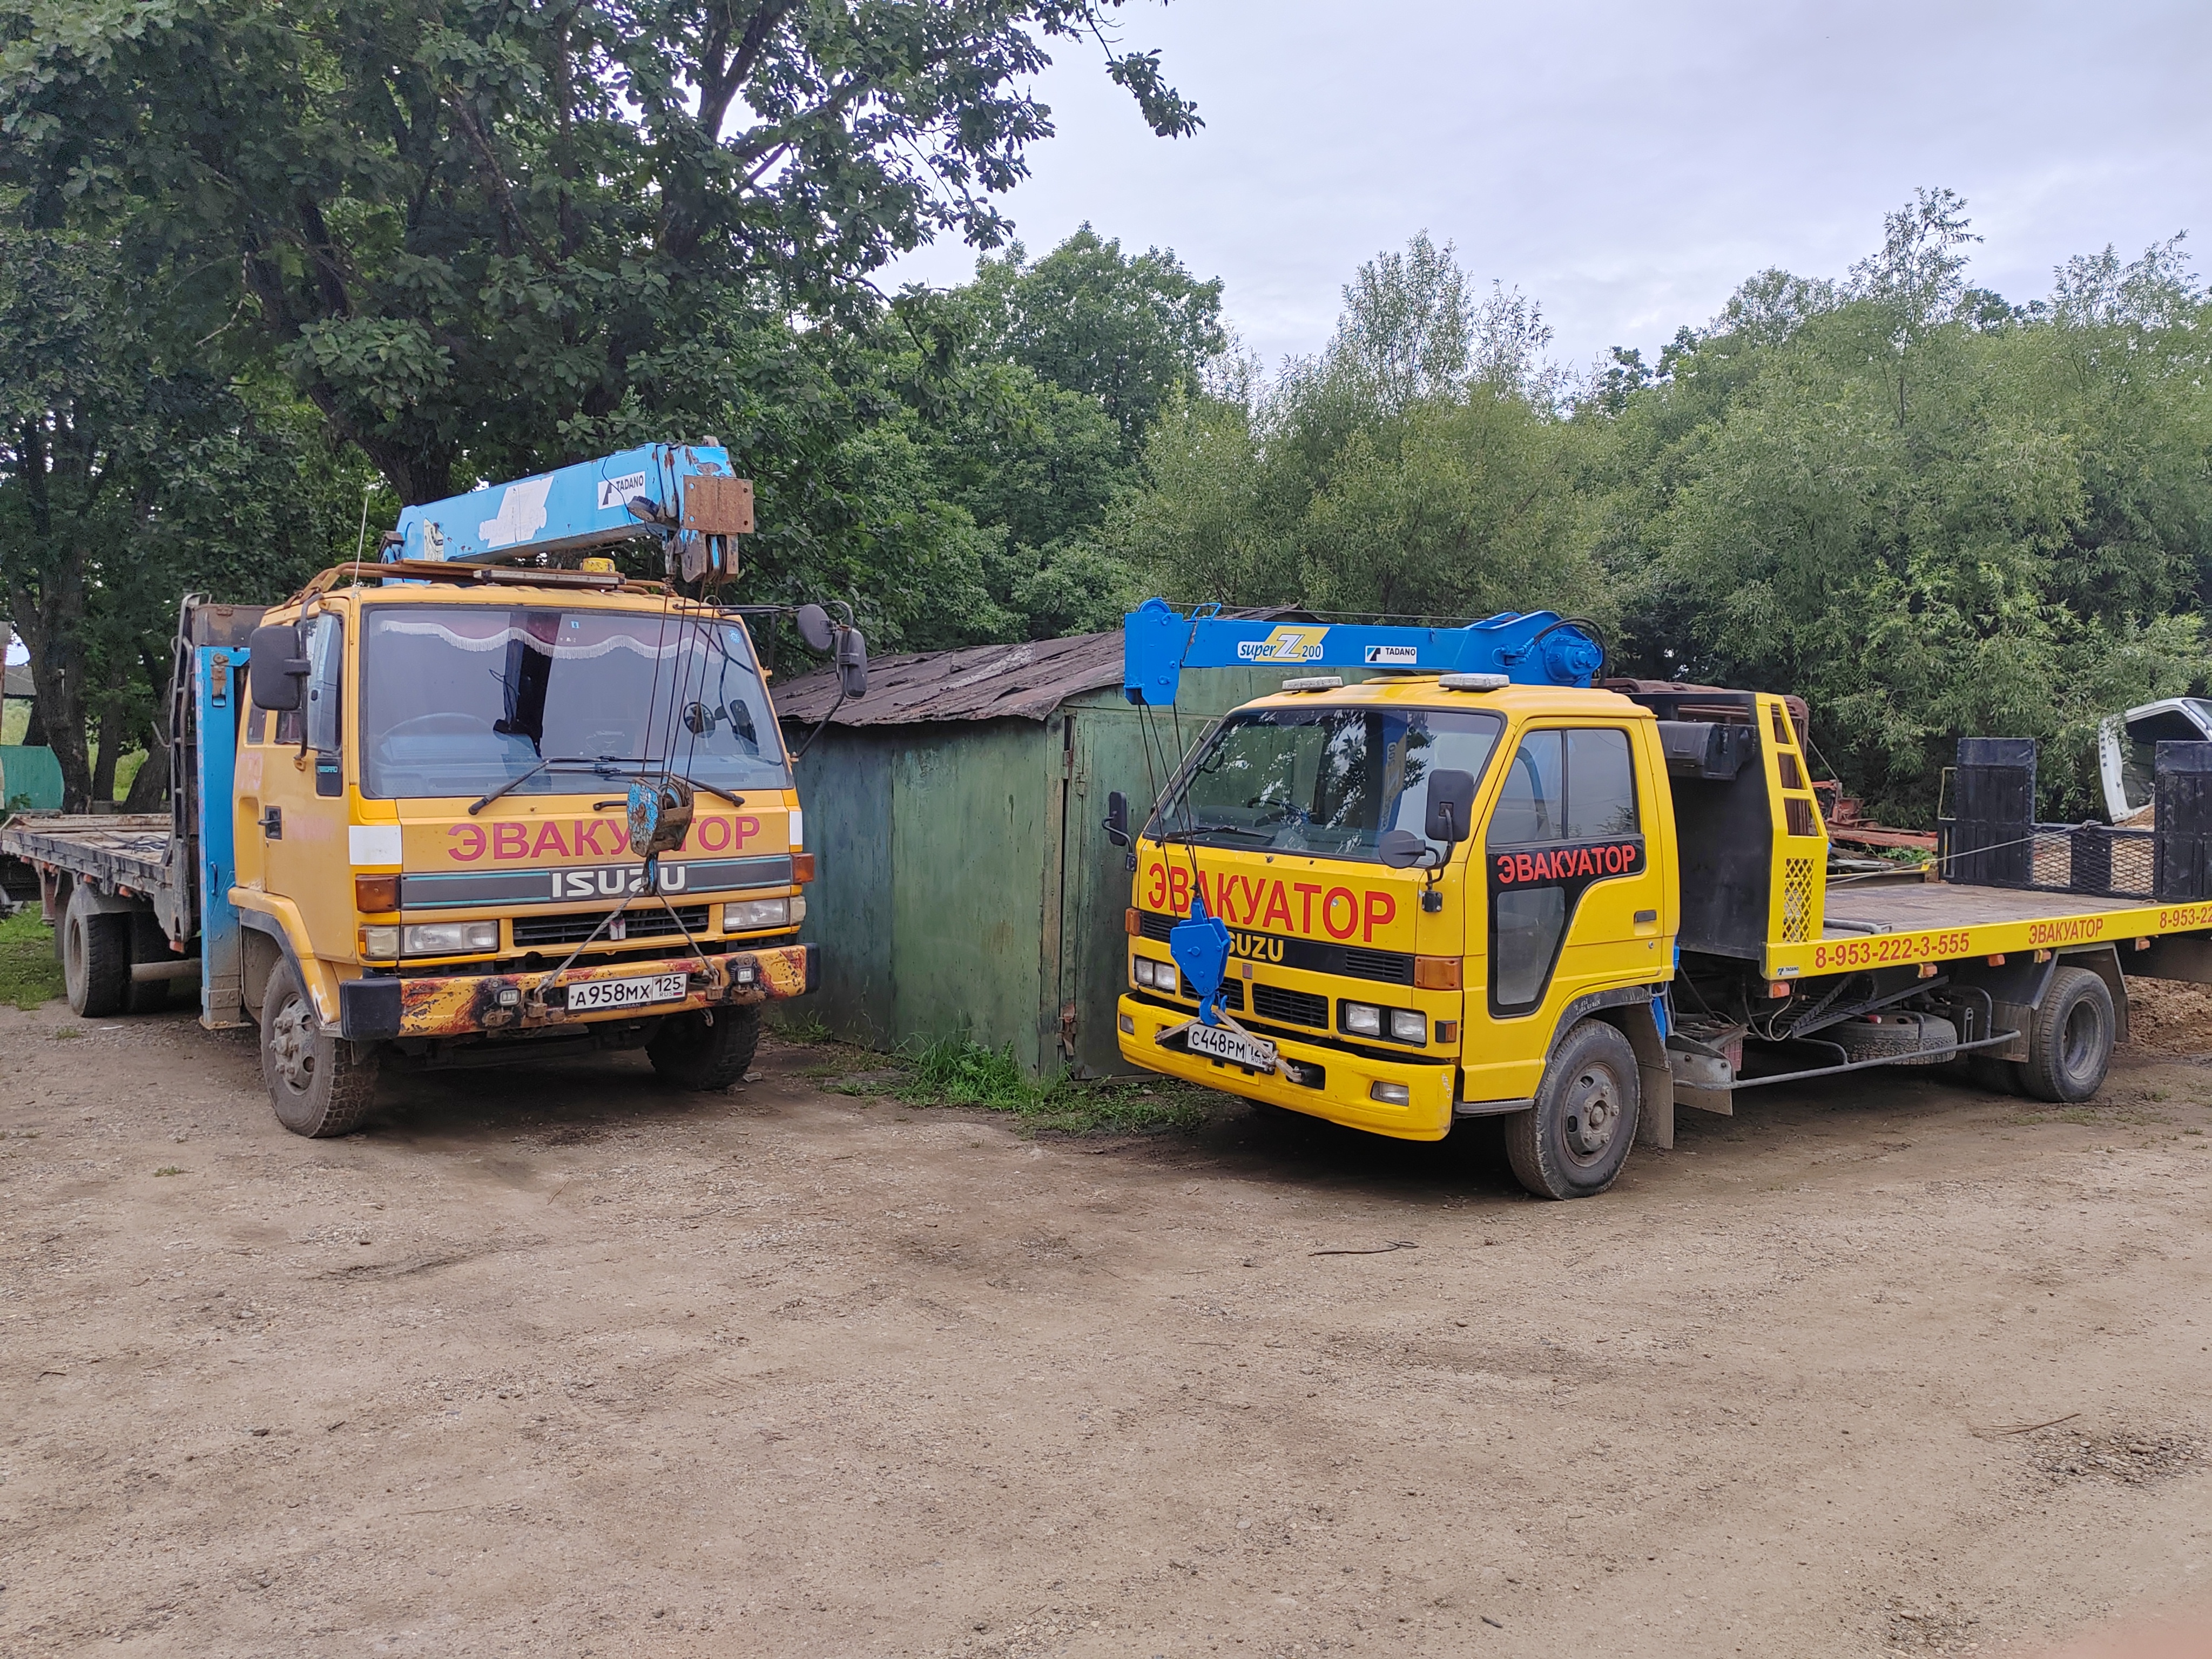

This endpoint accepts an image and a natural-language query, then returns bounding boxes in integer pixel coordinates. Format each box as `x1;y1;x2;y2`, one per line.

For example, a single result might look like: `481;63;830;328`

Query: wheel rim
63;915;83;990
1561;1061;1623;1163
2061;997;2101;1078
269;993;316;1093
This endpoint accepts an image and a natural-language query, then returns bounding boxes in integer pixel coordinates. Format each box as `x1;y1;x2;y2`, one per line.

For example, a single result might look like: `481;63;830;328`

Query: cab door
1458;721;1668;1104
257;611;352;956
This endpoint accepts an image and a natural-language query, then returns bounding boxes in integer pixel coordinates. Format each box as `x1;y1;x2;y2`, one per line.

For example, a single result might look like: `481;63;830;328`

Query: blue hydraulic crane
386;442;753;582
1121;597;1604;706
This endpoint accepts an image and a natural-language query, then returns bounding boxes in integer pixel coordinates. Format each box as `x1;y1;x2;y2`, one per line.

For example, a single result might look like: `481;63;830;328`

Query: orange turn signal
1413;955;1461;990
354;873;400;913
791;852;817;884
1125;907;1141;936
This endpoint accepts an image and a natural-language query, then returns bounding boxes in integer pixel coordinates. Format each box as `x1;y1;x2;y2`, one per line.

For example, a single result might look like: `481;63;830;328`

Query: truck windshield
1154;705;1503;863
358;605;790;800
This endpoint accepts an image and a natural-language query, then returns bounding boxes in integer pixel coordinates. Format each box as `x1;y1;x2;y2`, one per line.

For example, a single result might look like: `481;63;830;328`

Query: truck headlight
1390;1009;1427;1043
1341;1001;1381;1036
402;921;498;956
723;897;793;932
1132;955;1158;988
359;926;400;959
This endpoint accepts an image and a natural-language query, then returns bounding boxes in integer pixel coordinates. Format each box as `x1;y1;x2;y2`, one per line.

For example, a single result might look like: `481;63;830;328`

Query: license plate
567;971;689;1012
1183;1022;1277;1071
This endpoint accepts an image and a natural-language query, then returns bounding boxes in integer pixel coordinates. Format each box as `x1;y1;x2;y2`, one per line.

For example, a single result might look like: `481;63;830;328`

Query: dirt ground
3;991;2210;1659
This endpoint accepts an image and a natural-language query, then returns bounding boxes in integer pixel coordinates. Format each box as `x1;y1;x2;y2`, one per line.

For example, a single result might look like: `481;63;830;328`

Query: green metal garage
773;624;1342;1077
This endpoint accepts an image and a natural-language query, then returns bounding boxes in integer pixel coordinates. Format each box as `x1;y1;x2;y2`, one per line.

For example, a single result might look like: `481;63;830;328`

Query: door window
1486;727;1643;1013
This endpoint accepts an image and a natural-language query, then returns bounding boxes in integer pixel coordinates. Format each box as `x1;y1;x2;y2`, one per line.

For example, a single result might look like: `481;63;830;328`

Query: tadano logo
1235;625;1329;664
596;472;649;511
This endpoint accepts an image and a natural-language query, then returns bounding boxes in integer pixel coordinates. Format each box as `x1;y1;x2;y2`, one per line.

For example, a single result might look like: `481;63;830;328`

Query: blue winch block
1168;887;1233;1027
1121;597;1602;706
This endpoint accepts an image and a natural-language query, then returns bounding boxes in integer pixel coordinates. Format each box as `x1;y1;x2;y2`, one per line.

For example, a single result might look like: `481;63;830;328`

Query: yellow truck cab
1109;602;2212;1199
234;562;819;1132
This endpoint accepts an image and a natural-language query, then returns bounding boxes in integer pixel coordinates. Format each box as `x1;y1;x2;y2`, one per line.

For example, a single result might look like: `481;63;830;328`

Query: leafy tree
0;219;361;808
1595;198;2212;820
0;0;1199;505
1111;235;1597;624
962;225;1225;454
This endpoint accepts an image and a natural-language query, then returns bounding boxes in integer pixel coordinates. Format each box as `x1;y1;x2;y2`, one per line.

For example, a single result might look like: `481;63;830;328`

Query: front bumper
340;943;818;1041
1116;994;1456;1141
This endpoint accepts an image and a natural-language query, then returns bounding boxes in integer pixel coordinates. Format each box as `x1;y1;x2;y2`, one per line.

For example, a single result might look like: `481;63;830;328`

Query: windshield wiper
1155;824;1273;844
468;756;639;816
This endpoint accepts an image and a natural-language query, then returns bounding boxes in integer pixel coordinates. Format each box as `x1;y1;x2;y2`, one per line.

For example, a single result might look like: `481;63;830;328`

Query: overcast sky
889;0;2212;379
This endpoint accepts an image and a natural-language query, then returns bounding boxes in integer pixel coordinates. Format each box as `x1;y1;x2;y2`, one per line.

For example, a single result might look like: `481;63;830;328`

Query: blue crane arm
1120;597;1603;706
387;443;752;566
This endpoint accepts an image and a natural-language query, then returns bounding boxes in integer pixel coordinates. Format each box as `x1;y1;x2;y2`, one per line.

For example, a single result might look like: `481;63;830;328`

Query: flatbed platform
1;815;173;899
1763;876;2212;979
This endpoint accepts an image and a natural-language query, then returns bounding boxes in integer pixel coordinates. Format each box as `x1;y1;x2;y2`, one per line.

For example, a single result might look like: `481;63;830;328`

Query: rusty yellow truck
0;445;866;1135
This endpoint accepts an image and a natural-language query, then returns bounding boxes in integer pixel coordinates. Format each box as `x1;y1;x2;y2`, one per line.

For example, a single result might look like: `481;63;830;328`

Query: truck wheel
1505;1018;1641;1201
62;887;131;1017
648;1005;761;1091
260;960;381;1137
126;913;171;1014
2021;966;2114;1104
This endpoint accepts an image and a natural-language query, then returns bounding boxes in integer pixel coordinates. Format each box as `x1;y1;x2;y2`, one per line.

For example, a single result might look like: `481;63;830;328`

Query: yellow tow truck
1106;602;2212;1198
0;446;867;1136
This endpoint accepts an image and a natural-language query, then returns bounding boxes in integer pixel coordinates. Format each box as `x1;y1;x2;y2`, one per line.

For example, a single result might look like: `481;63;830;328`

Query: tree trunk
121;716;168;812
90;700;123;806
20;697;48;747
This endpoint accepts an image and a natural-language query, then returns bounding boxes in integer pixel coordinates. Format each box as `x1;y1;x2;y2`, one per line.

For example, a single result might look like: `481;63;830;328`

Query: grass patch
154;1165;184;1177
0;909;63;1011
833;1032;1213;1136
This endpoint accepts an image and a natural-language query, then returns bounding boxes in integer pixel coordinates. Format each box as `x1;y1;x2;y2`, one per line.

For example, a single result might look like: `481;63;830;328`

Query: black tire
260;959;381;1137
648;1004;761;1091
126;912;171;1015
1505;1018;1641;1200
62;887;131;1017
2021;966;2114;1104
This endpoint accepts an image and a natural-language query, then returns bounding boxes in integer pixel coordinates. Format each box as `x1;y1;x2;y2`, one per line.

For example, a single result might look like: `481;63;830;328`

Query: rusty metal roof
772;630;1125;726
772;610;1303;727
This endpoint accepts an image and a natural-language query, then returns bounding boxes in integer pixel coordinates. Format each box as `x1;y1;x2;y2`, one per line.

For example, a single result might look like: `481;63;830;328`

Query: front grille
1139;910;1176;942
1251;983;1328;1028
1178;974;1246;1012
512;905;711;948
1338;947;1413;985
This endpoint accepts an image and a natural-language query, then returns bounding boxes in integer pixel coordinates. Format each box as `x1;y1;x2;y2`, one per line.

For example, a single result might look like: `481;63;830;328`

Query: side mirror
1377;828;1432;868
835;626;868;700
1104;790;1130;847
1424;768;1478;845
248;624;308;713
795;604;836;653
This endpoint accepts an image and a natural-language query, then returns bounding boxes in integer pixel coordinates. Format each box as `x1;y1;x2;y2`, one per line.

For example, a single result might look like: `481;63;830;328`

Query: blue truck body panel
193;644;247;1029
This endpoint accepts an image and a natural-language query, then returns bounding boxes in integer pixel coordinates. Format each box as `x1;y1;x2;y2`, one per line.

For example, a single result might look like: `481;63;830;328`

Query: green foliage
1112;207;2212;822
0;215;370;808
1109;236;1603;625
0;0;1197;503
0;909;61;1011
962;226;1226;453
1598;197;2212;820
834;1031;1212;1134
